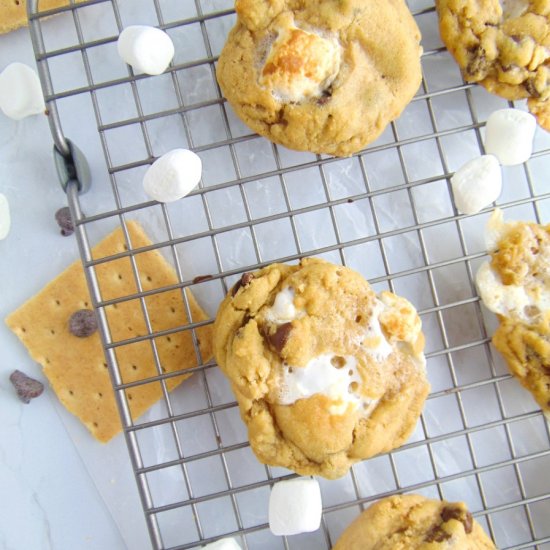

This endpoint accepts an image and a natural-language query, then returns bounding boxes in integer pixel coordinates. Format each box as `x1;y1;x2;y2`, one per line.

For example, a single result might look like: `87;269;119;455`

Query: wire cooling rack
28;0;550;549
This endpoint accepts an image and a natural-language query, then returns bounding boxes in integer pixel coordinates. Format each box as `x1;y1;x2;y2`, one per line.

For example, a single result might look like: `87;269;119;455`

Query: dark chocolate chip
347;198;354;203
231;272;254;296
266;322;293;353
55;206;74;236
193;274;214;284
524;79;541;98
69;309;98;337
9;370;44;404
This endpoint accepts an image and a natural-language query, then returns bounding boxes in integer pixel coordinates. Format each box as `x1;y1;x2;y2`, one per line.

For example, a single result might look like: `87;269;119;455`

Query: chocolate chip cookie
216;0;423;157
476;209;550;415
213;258;429;479
436;0;550;131
332;494;496;549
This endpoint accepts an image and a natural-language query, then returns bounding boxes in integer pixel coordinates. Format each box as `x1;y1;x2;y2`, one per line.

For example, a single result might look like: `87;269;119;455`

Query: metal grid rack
28;0;550;548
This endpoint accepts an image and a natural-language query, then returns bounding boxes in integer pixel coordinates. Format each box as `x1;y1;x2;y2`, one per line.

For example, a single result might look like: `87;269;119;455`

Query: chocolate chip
524;79;541;98
192;274;213;284
55;206;74;236
425;525;451;543
466;47;489;79
69;309;98;337
266;322;293;353
231;272;254;296
441;506;473;534
9;370;44;404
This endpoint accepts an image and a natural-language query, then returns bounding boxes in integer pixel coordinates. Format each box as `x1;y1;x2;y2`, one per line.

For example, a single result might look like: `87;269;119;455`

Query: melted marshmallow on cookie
259;26;341;102
277;353;379;415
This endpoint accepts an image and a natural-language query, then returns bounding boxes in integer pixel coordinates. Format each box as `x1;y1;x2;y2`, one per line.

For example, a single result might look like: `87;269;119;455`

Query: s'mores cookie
213;258;429;479
476;208;550;415
216;0;422;157
435;0;550;131
333;494;496;549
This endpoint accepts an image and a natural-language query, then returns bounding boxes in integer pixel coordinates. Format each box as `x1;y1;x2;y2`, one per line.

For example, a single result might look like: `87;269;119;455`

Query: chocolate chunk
231;272;254;296
441;506;473;534
266;322;293;353
425;525;451;543
192;274;213;284
69;309;98;337
55;206;74;236
10;370;44;404
524;79;541;98
466;47;489;80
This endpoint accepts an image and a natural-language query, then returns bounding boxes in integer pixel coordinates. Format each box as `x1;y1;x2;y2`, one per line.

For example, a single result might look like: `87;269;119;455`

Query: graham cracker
6;221;213;443
1;0;72;35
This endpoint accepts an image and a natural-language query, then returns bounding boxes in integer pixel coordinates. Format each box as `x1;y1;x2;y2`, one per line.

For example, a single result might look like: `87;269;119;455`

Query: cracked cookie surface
332;494;496;549
216;0;422;157
436;0;550;130
213;258;429;479
476;209;550;415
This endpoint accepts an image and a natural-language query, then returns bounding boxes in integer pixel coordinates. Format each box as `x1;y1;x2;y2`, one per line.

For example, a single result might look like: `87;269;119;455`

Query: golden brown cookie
435;0;550;131
213;258;429;479
216;0;423;157
332;494;496;549
475;208;550;415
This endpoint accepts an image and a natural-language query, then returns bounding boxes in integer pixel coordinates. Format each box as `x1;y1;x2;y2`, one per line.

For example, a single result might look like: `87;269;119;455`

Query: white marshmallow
0;62;45;120
202;537;242;549
117;25;175;76
0;193;10;240
269;478;322;536
143;149;202;203
265;287;302;323
451;155;502;215
484;108;536;166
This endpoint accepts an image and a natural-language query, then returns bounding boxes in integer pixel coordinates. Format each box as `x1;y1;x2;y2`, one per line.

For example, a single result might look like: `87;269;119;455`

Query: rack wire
28;0;550;548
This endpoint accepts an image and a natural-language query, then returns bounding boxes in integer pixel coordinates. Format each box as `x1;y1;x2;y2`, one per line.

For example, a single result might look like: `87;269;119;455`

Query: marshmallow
143;149;202;203
202;537;242;549
259;25;341;102
0;193;10;240
484;108;536;166
117;25;175;76
269;478;322;536
0;62;45;120
451;155;502;215
265;287;302;323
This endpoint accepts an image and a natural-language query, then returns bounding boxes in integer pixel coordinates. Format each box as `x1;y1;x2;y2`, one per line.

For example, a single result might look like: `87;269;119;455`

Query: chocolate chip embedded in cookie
435;0;550;131
216;0;422;157
332;494;496;549
476;208;550;415
213;258;430;479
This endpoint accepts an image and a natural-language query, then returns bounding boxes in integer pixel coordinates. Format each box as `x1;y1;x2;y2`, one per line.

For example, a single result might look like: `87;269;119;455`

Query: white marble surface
0;26;127;550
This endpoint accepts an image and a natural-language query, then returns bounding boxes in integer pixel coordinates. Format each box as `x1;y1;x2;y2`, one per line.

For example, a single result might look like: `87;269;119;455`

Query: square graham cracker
1;0;73;34
6;221;213;443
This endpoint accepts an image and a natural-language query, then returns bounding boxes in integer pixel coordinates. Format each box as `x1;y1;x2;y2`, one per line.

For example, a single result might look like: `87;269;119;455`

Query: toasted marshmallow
451;155;502;215
143;149;202;203
484;108;536;166
269;478;322;536
0;193;10;240
259;25;341;102
0;63;45;120
117;25;174;76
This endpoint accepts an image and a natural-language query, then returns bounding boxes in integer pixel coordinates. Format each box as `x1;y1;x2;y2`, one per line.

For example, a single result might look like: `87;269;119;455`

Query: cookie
476;208;550;415
435;0;550;131
213;258;429;479
6;221;213;442
216;0;422;157
332;494;496;549
0;0;72;35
